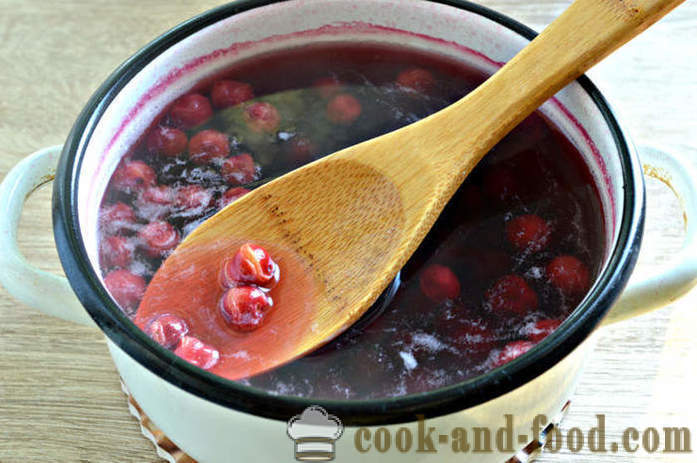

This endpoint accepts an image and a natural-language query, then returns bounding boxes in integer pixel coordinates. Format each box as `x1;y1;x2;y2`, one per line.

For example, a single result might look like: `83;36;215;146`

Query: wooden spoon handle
426;0;685;174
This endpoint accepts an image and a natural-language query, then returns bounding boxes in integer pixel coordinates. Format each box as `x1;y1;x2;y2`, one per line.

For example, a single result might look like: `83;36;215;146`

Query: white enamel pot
2;1;697;462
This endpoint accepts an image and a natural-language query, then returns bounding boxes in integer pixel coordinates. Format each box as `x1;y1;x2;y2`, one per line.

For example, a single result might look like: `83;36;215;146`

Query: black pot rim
53;0;645;426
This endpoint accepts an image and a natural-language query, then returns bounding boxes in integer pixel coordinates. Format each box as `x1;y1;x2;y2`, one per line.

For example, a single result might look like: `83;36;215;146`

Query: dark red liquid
98;43;604;399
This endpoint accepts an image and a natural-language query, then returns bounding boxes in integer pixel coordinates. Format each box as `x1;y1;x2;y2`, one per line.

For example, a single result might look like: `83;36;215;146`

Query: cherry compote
97;43;604;399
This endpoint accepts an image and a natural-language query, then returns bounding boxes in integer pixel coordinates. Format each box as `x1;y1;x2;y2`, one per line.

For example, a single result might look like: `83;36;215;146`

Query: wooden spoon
135;0;684;380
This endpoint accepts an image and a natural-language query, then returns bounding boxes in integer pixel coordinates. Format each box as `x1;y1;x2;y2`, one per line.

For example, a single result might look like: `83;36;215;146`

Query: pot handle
602;145;697;326
0;146;95;327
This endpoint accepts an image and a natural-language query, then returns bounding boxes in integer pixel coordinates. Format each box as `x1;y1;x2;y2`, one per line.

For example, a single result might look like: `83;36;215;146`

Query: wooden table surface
0;1;695;462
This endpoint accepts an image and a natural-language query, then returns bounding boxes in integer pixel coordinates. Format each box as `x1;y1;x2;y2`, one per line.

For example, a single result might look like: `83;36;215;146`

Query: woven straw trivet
120;380;197;463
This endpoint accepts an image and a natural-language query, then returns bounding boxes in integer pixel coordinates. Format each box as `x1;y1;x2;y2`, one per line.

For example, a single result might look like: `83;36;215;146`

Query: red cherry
100;202;137;232
138;221;180;257
485;275;538;315
288;136;317;163
218;187;250;208
104;269;146;312
174;336;220;370
419;264;460;302
483;167;517;202
494;340;535;367
326;94;362;124
169;93;213;129
140;185;174;205
136;186;174;221
220;286;274;331
112;160;157;192
175;185;213;210
547;255;590;296
146;314;189;349
221;153;257;185
188;129;230;165
506;214;551;253
396;68;436;93
221;243;280;289
99;235;132;269
244;102;280;133
452;319;497;353
313;76;342;99
527;319;562;343
146;126;188;157
211;80;254;108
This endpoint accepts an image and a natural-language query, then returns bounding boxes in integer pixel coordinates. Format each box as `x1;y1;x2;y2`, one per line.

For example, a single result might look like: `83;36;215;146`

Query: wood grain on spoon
136;0;684;380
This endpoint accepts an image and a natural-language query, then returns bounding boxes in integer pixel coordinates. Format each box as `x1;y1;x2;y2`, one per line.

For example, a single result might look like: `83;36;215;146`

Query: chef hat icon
287;406;344;461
